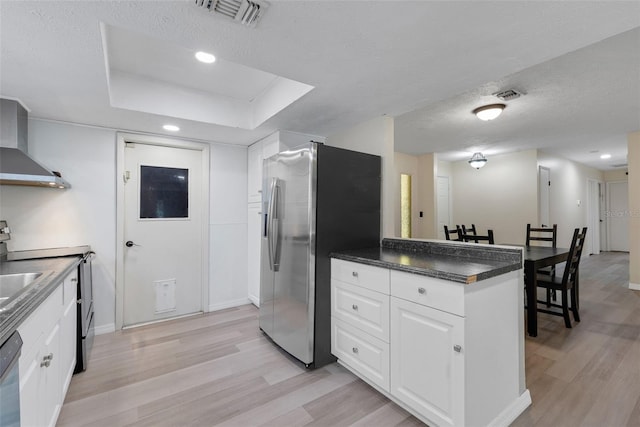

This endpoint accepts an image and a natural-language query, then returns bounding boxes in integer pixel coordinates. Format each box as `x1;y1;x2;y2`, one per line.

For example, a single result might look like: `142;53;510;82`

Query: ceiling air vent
493;89;524;101
195;0;268;27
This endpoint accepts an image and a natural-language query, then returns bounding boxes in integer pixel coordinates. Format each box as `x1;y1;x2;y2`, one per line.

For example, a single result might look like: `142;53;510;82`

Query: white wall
0;119;248;332
537;151;604;246
326;116;394;238
451;150;538;244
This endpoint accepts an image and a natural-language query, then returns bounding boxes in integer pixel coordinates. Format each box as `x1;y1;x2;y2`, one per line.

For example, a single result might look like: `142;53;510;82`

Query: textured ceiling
1;1;639;170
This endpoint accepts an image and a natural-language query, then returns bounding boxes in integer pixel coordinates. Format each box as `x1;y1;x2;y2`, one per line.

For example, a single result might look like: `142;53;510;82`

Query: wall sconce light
468;152;488;169
472;103;506;121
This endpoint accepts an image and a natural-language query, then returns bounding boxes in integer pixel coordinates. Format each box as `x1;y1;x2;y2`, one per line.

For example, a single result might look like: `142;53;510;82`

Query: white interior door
607;181;629;252
436;176;450;240
123;142;204;327
539;166;550;227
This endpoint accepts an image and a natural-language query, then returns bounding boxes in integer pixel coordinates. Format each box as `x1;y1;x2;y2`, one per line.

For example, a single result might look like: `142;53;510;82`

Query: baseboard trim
488;389;532;427
94;323;116;335
208;298;252;312
630;282;640;291
248;295;260;307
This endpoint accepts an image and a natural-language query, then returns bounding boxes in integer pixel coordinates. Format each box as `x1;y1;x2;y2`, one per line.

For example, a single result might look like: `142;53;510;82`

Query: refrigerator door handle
267;178;279;271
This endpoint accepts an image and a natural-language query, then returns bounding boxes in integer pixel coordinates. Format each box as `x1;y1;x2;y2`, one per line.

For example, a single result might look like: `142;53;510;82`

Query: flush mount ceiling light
472;103;506;121
163;124;180;132
468;152;488;169
600;153;612;159
195;51;216;64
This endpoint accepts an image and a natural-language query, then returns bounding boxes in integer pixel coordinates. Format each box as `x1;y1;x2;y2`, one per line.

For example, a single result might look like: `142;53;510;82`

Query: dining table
504;245;572;337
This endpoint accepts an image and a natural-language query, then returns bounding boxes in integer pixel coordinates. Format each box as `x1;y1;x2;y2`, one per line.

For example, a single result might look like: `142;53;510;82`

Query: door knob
125;240;138;247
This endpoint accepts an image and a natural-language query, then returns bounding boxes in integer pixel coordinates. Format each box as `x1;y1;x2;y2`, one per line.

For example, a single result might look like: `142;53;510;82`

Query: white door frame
115;132;210;330
538;166;550;227
586;178;603;255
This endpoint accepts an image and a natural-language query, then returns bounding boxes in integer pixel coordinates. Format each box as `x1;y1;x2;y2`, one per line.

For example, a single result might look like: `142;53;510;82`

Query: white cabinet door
390;296;465;427
41;322;62;427
19;343;43;427
247;203;262;306
60;295;77;393
247;142;263;203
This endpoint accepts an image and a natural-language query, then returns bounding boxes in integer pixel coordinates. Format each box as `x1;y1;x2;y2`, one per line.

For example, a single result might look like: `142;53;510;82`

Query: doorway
587;179;603;255
538;166;550;227
436;176;450;240
116;133;210;329
607;181;629;252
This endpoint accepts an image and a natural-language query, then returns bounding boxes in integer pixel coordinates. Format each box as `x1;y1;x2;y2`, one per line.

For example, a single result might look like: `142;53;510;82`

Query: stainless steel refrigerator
259;142;381;368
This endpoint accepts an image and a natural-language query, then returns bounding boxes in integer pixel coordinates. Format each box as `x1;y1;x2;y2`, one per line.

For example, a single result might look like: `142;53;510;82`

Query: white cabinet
331;258;526;427
247;130;325;307
247;203;262;306
247;143;263;204
331;259;390;391
18;269;78;427
390;296;464;427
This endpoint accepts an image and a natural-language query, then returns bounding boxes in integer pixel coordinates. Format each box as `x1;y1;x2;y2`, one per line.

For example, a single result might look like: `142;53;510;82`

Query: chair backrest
461;224;477;236
561;227;588;288
444;225;463;241
526;224;557;247
461;229;494;244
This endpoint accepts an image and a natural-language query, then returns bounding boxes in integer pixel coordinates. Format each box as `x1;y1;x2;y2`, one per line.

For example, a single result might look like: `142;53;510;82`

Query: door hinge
548;180;551;186
123;171;130;183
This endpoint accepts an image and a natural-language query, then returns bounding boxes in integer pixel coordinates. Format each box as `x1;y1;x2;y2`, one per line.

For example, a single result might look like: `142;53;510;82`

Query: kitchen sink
0;272;44;309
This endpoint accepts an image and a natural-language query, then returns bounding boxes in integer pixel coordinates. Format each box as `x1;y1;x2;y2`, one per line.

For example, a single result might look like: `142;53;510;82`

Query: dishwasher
0;331;22;427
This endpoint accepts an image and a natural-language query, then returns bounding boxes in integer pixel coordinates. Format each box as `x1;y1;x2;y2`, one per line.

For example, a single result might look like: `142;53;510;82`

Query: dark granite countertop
0;255;84;345
331;238;522;284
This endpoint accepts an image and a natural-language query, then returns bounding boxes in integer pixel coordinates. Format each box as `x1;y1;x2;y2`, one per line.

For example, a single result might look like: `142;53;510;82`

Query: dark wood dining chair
460;224;477;236
461;229;494;244
526;224;558;302
444;225;463;241
535;227;587;328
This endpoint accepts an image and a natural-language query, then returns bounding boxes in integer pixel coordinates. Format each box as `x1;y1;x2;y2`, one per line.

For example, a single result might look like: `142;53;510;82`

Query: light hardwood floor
58;252;639;427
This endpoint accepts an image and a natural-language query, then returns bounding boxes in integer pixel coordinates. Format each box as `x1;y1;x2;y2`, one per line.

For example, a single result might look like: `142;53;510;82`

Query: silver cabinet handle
352;304;358;311
71;278;77;282
352;271;358;277
454;345;462;353
40;353;54;367
352;347;359;354
418;287;426;294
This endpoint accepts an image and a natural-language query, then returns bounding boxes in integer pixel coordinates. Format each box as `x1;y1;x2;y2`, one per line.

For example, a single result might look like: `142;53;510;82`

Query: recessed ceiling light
195;51;216;64
163;124;180;132
600;153;612;159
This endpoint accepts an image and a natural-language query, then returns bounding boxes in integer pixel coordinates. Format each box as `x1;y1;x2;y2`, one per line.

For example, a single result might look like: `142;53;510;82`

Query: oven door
0;331;22;427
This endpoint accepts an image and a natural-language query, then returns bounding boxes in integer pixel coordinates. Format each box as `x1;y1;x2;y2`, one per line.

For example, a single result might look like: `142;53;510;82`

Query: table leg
525;261;538;337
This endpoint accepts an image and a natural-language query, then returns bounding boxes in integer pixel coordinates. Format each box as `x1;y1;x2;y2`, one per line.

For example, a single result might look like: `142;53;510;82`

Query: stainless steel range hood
0;99;70;188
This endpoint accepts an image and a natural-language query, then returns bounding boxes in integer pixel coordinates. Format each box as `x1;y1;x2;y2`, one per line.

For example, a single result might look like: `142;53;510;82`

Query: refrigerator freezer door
259;145;316;365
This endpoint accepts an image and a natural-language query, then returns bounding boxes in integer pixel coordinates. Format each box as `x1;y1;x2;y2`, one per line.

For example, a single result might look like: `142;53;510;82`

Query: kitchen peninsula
330;238;530;427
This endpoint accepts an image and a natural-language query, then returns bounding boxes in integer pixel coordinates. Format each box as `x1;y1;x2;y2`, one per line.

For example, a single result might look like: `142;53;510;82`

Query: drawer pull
352;304;358;311
352;347;359;354
352;271;359;278
418;287;426;295
453;345;462;353
40;353;54;368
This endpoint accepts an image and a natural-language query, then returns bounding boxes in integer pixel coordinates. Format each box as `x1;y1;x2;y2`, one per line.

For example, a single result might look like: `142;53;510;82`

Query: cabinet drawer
391;270;464;316
331;259;390;294
332;318;389;392
17;286;63;358
63;269;78;306
331;280;389;342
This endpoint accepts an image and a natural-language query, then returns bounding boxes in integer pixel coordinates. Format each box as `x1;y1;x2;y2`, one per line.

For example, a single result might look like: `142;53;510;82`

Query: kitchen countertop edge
331;238;523;284
0;256;82;345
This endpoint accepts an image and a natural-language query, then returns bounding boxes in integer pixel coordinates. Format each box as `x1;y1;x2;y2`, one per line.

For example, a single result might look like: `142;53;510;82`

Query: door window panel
140;165;189;219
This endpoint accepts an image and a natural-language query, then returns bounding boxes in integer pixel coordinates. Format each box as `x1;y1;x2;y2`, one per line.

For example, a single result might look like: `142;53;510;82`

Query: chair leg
570;287;580;322
561;288;572;328
546;288;552;307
